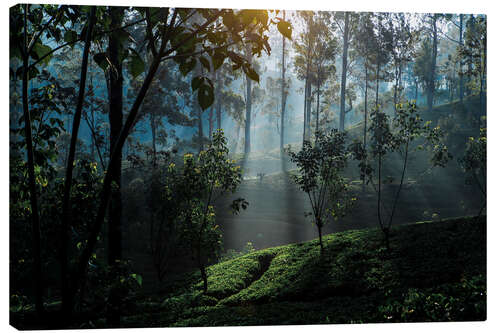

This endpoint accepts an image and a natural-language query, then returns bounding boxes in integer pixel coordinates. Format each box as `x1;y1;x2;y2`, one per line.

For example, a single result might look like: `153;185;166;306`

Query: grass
116;215;486;327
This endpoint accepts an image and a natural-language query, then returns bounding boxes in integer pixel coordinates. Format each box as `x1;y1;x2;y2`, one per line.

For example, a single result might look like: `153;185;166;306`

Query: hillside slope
122;216;486;327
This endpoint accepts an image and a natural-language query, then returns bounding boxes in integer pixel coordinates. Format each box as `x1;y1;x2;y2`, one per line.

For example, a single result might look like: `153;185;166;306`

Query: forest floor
11;216;486;328
116;215;486;327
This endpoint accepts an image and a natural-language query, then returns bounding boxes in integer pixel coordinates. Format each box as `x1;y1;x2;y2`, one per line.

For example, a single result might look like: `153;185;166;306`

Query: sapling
164;130;247;292
287;130;355;254
351;101;451;249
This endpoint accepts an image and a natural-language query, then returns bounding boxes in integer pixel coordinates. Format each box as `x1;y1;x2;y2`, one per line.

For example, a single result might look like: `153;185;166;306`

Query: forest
9;4;486;329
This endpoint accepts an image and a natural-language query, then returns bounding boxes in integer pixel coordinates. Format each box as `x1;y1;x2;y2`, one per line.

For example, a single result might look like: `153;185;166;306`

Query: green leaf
211;51;225;71
199;56;211;71
179;57;196;76
130;273;142;286
277;20;292;40
32;43;52;65
244;64;259;83
128;49;145;79
93;52;109;71
63;30;77;44
191;76;203;91
198;81;214;110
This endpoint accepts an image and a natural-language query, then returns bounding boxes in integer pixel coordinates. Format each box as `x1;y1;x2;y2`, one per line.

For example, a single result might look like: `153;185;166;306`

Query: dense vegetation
9;5;486;329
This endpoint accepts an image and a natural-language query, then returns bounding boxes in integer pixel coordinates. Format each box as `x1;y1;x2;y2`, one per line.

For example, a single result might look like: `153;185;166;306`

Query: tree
333;11;356;131
293;11;315;142
386;13;419;113
351;102;452;248
10;4;70;315
459;127;486;216
414;38;435;108
287;130;355;254
310;20;337;136
352;13;377;184
164;130;247;292
460;15;486;113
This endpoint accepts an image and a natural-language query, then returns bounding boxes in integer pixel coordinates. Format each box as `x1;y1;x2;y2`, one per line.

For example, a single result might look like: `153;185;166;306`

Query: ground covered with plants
12;216;485;328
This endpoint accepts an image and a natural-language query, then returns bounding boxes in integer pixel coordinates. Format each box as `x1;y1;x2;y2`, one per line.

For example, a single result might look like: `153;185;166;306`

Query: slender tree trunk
306;78;312;139
302;78;307;144
280;10;286;160
244;75;252;156
414;79;418;102
151;113;157;167
316;77;320;135
375;61;380;107
107;6;125;327
459;14;464;104
208;107;214;140
21;4;44;316
65;8;192;319
363;64;368;186
60;6;96;320
216;70;222;130
208;69;216;139
339;12;350;131
428;15;438;112
480;30;486;114
317;223;323;255
198;102;204;152
244;46;252;157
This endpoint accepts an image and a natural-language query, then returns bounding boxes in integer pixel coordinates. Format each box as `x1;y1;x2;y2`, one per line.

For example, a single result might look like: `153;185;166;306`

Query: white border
1;1;498;332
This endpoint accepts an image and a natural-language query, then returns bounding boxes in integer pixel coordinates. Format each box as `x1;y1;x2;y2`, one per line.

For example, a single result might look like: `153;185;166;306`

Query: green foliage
459;127;486;198
85;259;143;314
220;242;256;262
286;130;355;251
351;102;452;247
116;216;485;327
163;130;247;291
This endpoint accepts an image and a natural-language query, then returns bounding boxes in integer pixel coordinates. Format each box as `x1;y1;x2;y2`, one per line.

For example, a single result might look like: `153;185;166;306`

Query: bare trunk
107;6;125;327
216;70;222;130
363;64;368;186
459;14;464;104
60;6;96;320
280;10;286;160
244;46;252;157
21;4;44;316
428;15;437;112
339;12;350;131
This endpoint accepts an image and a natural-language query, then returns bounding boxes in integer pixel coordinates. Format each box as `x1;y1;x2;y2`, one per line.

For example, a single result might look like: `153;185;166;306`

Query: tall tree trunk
208;69;216;139
306;78;312;140
216;70;222;130
480;28;486;114
339;11;350;131
107;6;125;327
302;78;307;144
375;61;380;106
414;79;418;101
151;113;157;167
316;77;320;135
244;47;252;157
428;15;438;112
280;10;286;160
60;6;96;320
459;14;464;104
21;4;44;316
208;106;213;140
198;103;204;152
65;7;183;320
363;64;368;185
